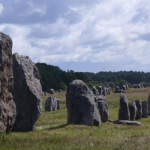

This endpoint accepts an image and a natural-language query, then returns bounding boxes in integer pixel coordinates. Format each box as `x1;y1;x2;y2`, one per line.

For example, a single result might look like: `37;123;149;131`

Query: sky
0;0;150;72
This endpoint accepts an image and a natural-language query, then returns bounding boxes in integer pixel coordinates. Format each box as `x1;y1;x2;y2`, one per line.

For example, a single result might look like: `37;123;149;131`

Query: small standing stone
142;101;148;118
50;89;54;94
129;101;137;121
118;93;130;120
148;94;150;115
134;99;142;119
98;86;102;95
45;96;60;111
96;95;108;122
92;86;99;95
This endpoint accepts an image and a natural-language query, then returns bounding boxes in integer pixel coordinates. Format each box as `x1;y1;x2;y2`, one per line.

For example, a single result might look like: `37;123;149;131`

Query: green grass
1;88;150;150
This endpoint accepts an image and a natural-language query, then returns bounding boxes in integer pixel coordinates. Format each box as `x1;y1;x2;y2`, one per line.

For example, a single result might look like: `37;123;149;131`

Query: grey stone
45;96;60;111
148;94;150;115
118;93;130;120
108;87;111;94
113;120;141;125
50;89;54;94
123;85;126;91
44;92;47;96
137;84;141;88
115;86;120;91
98;86;102;95
0;32;16;133
102;87;107;96
133;84;138;88
134;99;142;119
96;95;108;122
129;101;137;121
12;53;42;131
57;99;61;110
92;86;99;95
66;80;101;126
59;89;62;93
142;101;148;118
125;83;128;89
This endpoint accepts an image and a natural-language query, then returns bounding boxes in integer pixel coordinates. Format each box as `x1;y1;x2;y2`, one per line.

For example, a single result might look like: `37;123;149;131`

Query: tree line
36;63;150;92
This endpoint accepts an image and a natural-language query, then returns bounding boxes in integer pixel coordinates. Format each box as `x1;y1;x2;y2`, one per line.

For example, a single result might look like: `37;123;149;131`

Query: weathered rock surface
118;93;130;120
102;87;107;96
148;94;150;115
66;80;101;126
123;85;126;91
113;120;141;126
133;84;138;88
115;86;120;91
98;86;102;95
50;89;54;94
96;95;108;122
129;101;137;121
45;96;60;111
92;86;99;95
12;53;42;131
142;101;148;118
134;99;142;120
0;32;16;133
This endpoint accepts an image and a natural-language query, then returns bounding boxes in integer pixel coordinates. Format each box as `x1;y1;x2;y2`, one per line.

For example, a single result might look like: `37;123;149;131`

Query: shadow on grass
46;124;68;131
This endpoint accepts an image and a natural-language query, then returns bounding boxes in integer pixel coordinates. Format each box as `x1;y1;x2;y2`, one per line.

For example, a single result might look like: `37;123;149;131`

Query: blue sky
0;0;150;72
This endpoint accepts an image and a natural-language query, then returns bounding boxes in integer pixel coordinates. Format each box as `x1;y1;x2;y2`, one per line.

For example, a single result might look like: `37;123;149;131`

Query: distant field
0;88;150;150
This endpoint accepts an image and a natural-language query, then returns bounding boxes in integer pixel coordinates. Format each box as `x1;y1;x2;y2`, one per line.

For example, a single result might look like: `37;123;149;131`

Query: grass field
1;88;150;150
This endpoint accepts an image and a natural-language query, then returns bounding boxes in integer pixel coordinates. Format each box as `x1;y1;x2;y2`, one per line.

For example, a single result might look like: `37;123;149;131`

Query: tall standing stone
142;101;148;118
92;86;99;96
66;80;101;126
134;99;142;119
12;53;42;131
98;86;102;95
118;93;130;120
148;94;150;115
129;101;137;121
0;32;16;133
96;95;108;122
102;87;107;96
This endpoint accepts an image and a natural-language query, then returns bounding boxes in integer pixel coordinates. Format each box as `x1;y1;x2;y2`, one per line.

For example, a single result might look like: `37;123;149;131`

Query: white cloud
0;0;150;71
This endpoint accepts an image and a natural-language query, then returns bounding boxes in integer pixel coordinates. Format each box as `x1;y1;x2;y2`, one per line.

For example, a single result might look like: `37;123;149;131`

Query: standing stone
98;86;102;95
115;86;120;91
102;87;107;96
59;89;62;93
0;32;16;133
137;84;141;88
45;96;59;111
148;94;150;115
133;84;138;88
129;101;137;121
44;92;47;96
134;99;142;119
66;80;101;126
125;83;128;89
50;89;54;94
57;99;61;110
123;85;126;91
12;53;42;131
108;87;111;94
96;95;108;122
142;101;148;118
92;86;99;95
118;93;130;120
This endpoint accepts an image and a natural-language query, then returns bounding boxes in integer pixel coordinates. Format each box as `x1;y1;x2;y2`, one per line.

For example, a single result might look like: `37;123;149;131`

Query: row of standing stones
1;31;150;133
